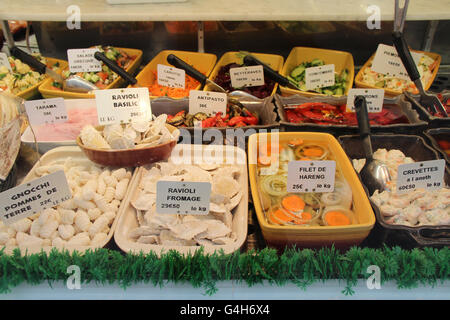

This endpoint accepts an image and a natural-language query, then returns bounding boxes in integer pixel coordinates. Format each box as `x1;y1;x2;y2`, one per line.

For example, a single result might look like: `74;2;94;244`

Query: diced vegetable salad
288;59;349;96
53;46;135;91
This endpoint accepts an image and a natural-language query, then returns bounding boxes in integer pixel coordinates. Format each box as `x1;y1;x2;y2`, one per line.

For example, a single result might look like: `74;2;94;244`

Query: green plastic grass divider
0;246;448;295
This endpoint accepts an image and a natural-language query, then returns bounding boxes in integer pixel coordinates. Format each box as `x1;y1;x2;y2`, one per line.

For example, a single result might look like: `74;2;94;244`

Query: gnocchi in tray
0;147;135;254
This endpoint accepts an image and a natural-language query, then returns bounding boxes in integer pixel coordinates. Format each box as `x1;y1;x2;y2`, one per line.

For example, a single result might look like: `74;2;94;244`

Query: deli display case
0;0;449;301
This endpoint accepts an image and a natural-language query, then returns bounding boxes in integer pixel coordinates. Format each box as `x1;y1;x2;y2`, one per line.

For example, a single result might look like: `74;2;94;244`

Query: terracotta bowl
76;124;178;167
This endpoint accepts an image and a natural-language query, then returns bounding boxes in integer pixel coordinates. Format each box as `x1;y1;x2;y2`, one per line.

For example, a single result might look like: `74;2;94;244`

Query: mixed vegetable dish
166;103;259;128
288;59;349;96
51;46;136;91
361;54;438;94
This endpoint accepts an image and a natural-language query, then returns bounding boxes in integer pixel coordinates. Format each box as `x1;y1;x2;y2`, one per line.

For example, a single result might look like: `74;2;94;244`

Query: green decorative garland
0;246;448;296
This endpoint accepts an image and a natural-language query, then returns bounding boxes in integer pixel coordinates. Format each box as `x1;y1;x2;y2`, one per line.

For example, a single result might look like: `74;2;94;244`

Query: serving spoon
354;95;392;195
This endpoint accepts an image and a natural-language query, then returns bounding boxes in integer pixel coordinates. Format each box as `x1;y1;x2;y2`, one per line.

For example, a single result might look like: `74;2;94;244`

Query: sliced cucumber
91;74;100;83
334;87;344;95
340;69;348;81
290;65;305;78
311;59;324;66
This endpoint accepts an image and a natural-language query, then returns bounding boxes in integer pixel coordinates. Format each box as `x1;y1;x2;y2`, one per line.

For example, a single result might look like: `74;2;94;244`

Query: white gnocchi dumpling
0;158;132;252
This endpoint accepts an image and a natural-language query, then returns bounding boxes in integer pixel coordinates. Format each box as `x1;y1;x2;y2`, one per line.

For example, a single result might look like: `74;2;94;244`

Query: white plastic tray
2;146;138;255
114;144;248;257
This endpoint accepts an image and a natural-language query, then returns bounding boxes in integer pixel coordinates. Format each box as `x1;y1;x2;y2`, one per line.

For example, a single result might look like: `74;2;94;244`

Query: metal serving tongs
354;95;392;195
392;0;448;117
166;54;258;105
10;46;98;93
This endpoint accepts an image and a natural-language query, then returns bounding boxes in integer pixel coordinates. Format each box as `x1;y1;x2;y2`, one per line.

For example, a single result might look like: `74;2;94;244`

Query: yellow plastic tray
38;47;143;99
248;132;375;249
205;51;284;98
131;50;217;99
13;57;68;100
355;49;441;97
280;47;354;98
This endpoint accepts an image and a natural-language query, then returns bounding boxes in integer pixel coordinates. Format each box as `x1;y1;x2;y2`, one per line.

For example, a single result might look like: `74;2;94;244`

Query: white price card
189;90;227;116
305;64;335;90
95;87;152;125
0;170;72;225
157;64;185;89
371;44;423;81
287;160;336;193
346;89;385;113
0;52;12;72
230;65;264;88
396;159;445;193
67;48;102;73
24;98;68;125
156;181;211;215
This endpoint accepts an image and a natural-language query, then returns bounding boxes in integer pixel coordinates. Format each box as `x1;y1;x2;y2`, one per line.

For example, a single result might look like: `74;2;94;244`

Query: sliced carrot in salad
303;146;324;158
324;211;351;226
269;209;293;225
281;195;305;213
288;138;303;146
257;143;280;166
292;211;312;225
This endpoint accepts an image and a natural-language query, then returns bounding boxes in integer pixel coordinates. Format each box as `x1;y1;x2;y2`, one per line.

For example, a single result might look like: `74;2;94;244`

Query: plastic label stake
156;181;211;215
67;48;102;73
95;87;152;125
0;170;72;225
396;159;445;193
287;160;336;193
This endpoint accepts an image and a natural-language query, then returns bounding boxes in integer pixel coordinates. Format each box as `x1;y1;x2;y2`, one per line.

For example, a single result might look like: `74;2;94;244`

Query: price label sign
189;90;227;116
230;65;264;88
95;87;152;125
67;48;102;73
346;89;385;113
396;159;445;193
0;170;72;225
157;64;185;89
0;52;12;72
24;98;68;125
305;64;335;90
287;160;336;193
371;44;423;81
156;181;211;215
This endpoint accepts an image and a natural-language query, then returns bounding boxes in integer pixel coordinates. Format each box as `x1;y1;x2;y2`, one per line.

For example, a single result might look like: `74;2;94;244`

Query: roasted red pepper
228;116;246;126
201;117;217;128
